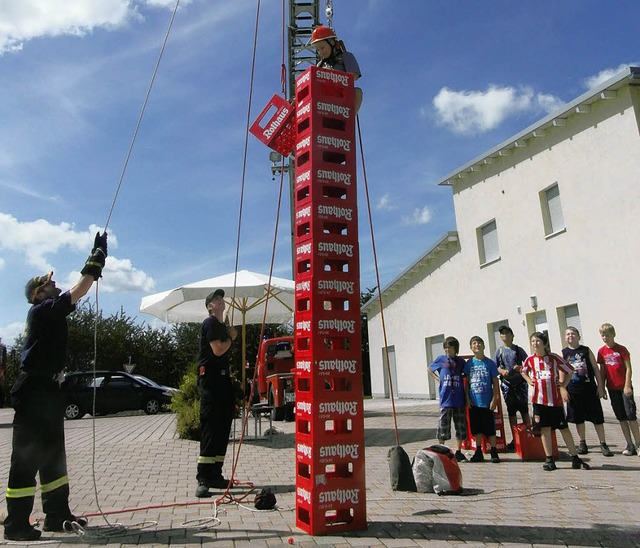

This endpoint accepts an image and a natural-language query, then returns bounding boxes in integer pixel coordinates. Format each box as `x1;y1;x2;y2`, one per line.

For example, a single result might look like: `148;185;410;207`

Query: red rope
357;115;400;447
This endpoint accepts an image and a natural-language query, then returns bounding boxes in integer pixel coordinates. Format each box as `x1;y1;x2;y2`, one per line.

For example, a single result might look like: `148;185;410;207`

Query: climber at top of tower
310;25;363;113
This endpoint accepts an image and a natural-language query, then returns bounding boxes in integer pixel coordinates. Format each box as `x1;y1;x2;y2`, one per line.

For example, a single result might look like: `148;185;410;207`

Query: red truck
255;336;295;421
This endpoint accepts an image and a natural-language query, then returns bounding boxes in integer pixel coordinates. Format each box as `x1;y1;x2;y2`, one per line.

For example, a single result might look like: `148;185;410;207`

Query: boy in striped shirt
521;332;590;471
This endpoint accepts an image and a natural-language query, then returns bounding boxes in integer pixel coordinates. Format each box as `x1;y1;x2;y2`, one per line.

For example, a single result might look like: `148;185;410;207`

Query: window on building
558;303;582;338
425;335;444;400
477;219;500;266
540;183;565;237
489;320;509;356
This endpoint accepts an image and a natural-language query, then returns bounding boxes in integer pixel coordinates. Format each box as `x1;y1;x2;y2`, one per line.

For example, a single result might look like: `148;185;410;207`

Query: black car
61;370;174;420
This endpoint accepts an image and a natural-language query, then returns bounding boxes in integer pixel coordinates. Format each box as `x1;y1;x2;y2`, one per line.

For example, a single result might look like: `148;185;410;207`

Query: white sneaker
622;443;637;456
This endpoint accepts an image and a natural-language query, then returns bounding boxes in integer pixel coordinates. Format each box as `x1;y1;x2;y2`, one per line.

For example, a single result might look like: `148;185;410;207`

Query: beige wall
368;84;640;399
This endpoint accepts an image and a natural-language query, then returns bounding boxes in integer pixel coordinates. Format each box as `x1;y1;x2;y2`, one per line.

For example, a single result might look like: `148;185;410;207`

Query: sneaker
542;460;557;471
469;449;485;463
506;440;515;452
577;440;588;455
571;455;591;470
600;442;614;457
195;482;211;498
490;448;500;463
622;443;637;456
454;450;467;462
4;526;42;541
43;515;88;532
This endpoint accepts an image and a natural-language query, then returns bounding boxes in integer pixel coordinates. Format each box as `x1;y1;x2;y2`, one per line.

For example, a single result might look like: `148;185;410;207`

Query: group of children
428;323;639;471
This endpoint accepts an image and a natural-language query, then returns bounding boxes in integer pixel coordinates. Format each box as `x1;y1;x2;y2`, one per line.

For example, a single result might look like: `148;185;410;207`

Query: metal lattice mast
287;1;320;102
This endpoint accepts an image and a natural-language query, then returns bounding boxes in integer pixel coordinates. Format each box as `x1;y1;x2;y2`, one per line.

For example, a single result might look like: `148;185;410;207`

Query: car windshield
134;375;161;388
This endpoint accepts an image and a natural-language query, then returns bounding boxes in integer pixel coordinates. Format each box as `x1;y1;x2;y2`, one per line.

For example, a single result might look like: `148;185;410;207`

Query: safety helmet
25;272;53;304
310;26;336;45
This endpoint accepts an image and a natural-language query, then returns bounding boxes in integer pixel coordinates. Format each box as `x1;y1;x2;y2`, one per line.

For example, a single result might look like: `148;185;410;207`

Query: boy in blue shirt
465;336;501;463
428;337;467;462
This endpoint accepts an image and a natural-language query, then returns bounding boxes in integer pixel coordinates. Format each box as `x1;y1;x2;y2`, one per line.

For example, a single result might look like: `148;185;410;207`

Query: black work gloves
81;231;108;280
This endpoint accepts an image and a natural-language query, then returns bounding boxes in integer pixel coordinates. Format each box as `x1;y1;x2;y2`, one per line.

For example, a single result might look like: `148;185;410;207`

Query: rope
229;0;262;325
357;115;400;447
87;0;181;530
103;0;181;232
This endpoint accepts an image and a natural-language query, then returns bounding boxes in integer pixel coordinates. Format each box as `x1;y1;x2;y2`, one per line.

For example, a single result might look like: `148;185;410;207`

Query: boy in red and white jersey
596;323;640;456
521;332;589;471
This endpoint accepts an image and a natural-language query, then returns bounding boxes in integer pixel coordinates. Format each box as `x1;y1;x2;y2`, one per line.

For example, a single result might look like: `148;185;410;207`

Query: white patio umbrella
139;269;295;392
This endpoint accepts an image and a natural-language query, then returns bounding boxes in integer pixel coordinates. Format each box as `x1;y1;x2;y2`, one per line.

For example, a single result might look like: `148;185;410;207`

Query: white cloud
584;63;639;89
65;257;155;293
402;206;432;226
0;213;153;292
0;257;4;270
433;85;562;135
0;322;25;346
0;0;192;55
376;194;397;211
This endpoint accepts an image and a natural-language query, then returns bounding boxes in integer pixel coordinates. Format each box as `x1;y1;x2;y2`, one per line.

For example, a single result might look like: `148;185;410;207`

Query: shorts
437;407;467;441
608;389;637;421
504;388;529;418
468;406;496;437
566;390;604;425
532;403;568;430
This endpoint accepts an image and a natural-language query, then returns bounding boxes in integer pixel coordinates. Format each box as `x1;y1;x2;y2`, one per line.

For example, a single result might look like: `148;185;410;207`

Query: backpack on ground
412;444;463;495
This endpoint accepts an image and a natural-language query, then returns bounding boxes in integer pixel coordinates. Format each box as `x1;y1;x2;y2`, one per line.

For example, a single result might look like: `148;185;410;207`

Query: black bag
388;445;417;492
254;488;277;510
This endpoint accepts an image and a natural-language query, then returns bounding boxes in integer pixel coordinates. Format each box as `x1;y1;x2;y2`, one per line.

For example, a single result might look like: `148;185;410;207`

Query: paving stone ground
0;398;639;546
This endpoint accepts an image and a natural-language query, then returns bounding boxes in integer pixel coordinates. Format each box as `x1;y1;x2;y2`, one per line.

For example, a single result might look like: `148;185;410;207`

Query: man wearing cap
195;289;238;498
4;232;107;541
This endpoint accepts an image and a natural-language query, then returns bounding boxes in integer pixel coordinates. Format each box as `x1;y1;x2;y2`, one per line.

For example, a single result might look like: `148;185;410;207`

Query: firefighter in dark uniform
4;232;107;541
195;289;238;498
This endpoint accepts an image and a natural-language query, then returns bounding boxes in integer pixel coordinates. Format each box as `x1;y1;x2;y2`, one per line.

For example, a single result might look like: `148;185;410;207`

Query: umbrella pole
241;312;247;400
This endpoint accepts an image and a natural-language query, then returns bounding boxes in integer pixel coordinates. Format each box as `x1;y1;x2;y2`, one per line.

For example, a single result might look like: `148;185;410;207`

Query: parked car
61;370;173;420
133;374;180;396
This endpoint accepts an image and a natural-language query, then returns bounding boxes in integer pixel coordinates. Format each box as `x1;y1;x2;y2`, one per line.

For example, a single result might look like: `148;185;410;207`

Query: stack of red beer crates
293;66;367;535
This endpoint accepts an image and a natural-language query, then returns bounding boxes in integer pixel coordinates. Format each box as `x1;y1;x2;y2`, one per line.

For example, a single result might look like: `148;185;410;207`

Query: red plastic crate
249;94;296;156
513;424;559;460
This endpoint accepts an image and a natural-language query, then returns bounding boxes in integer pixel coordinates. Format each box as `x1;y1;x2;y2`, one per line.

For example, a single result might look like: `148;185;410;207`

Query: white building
363;66;640;399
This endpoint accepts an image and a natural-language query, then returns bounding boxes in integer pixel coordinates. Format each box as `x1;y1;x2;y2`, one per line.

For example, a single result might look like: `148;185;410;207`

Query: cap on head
205;289;225;307
311;25;337;45
498;325;514;336
25;271;53;304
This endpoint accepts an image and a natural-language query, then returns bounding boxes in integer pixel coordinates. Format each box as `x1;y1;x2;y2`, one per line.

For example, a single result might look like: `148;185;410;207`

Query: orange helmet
310;26;336;45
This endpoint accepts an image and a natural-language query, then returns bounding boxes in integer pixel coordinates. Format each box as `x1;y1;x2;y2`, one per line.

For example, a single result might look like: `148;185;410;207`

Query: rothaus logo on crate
296;486;312;505
317;318;356;334
296;358;311;373
316;278;355;295
317;204;353;222
318;488;361;507
296;400;312;416
297;100;311;118
295;205;312;225
295;168;312;188
295;241;312;258
317;400;359;417
316;69;351;87
296;442;313;460
316;241;354;258
296;70;311;89
295;279;311;296
316;168;352;186
296;134;311;153
319;442;361;462
316;134;351;152
318;358;358;376
315;100;351;119
262;104;291;140
295;318;311;332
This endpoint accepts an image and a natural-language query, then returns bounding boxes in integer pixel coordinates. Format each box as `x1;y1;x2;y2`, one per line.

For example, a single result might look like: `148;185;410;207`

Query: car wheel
64;402;84;420
144;398;160;415
269;388;285;421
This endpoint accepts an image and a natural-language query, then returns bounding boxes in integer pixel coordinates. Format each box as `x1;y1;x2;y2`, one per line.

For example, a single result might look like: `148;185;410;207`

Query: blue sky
1;0;638;346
